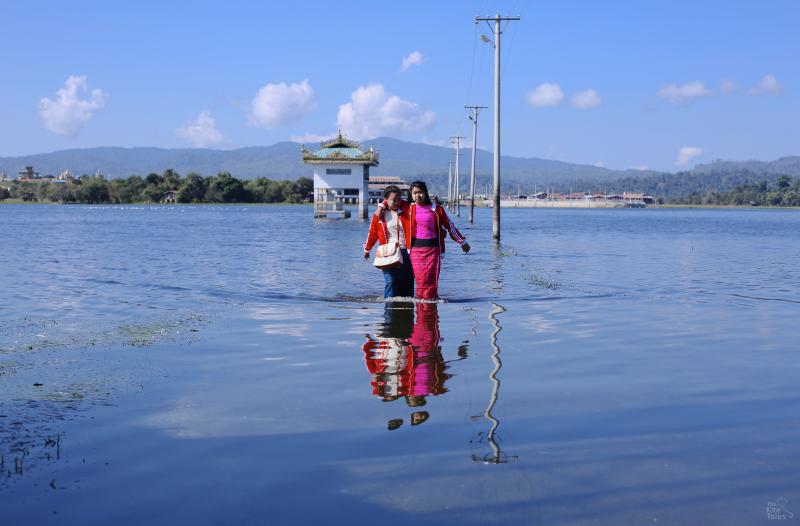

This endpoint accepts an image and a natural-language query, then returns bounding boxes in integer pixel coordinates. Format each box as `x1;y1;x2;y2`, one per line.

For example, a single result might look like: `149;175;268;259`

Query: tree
13;182;37;201
145;172;163;186
0;187;9;201
178;173;208;203
205;171;248;202
124;176;146;202
777;175;792;190
245;178;284;202
78;177;111;203
46;182;79;203
36;182;52;201
284;177;313;202
162;168;181;190
108;179;137;203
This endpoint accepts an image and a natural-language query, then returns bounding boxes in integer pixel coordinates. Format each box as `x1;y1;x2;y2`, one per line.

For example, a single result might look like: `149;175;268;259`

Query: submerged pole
476;14;520;241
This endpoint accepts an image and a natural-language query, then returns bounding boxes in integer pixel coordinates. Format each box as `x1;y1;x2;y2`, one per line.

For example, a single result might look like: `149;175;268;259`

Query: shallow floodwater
1;204;799;525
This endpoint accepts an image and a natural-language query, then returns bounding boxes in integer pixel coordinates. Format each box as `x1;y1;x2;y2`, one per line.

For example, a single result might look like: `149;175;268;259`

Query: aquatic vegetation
526;273;562;290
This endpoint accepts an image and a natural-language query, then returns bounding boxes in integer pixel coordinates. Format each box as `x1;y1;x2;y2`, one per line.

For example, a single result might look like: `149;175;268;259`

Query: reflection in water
472;302;518;464
362;302;452;429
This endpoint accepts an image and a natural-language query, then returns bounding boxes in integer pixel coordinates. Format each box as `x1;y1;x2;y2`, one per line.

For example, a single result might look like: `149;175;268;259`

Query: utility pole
447;161;454;211
450;136;465;217
476;14;521;241
465;105;487;224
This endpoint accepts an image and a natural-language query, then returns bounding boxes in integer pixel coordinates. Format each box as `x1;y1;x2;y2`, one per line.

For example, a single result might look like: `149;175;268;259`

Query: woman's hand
364;250;371;259
461;242;471;253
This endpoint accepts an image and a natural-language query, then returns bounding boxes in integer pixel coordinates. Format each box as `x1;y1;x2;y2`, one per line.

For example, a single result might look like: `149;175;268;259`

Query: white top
385;209;406;249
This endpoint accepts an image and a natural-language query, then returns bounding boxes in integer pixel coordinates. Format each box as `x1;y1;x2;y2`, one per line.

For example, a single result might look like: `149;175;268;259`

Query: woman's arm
363;214;381;256
439;208;470;252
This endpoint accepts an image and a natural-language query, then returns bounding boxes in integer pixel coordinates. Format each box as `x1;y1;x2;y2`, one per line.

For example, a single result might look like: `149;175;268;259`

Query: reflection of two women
362;302;449;428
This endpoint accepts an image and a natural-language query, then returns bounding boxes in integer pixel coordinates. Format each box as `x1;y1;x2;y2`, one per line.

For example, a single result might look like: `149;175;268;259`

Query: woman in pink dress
376;181;470;300
406;181;470;300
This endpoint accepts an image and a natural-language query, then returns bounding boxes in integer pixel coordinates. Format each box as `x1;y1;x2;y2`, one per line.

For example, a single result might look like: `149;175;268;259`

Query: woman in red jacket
363;185;414;298
377;181;470;300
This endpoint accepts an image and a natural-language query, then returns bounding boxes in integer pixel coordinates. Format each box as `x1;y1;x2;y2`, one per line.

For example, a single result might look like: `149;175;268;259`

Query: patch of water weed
527;274;562;290
0;313;209;485
0;396;84;486
0;313;208;353
118;313;207;347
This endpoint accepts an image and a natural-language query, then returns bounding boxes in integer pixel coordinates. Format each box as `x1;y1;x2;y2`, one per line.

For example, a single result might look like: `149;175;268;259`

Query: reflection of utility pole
451;136;465;217
472;302;517;464
465;105;486;224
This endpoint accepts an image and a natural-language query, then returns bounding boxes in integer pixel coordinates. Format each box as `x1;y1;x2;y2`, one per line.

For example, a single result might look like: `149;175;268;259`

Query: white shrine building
301;133;379;219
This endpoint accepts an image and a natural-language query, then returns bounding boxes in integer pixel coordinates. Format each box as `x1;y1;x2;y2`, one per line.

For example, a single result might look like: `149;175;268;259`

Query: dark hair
383;185;402;199
409;180;432;205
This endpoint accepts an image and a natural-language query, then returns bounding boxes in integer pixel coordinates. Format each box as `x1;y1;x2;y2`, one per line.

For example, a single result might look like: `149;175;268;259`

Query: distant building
622;192;655;204
162;190;178;203
56;169;74;182
367;175;409;204
301;132;379;219
16;166;39;181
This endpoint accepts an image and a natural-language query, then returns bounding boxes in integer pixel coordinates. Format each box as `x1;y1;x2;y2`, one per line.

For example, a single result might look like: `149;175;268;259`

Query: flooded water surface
1;204;799;525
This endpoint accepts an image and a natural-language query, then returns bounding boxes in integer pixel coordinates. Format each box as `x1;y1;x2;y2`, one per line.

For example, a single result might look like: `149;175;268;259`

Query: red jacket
364;201;467;254
405;201;466;254
414;201;466;254
363;205;412;252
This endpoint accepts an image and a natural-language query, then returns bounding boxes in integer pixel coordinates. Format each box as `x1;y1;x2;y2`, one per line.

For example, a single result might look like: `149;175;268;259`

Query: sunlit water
1;204;799;525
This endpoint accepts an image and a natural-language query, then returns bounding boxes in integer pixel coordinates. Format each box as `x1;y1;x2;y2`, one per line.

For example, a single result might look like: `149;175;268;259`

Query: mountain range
0;137;651;184
1;138;798;196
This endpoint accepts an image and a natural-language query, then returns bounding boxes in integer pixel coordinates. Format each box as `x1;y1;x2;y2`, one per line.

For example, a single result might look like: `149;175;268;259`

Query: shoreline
0;200;312;206
2;200;799;210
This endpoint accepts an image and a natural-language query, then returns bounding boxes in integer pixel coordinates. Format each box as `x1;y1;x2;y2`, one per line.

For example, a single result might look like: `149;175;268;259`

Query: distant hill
691;156;800;177
564;157;800;199
1;141;796;198
0;138;648;190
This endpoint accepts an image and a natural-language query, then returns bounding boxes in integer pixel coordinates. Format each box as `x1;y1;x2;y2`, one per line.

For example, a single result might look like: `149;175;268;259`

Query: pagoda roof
301;132;379;165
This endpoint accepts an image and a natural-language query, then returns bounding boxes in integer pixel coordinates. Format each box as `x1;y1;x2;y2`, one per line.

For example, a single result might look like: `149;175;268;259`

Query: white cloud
631;164;650;171
526;83;564;108
657;81;712;104
676;146;703;166
594;160;605;167
420;137;449;147
571;88;602;109
249;79;315;128
720;79;738;93
337;83;436;139
175;111;224;148
38;75;108;136
747;74;782;96
401;51;424;71
289;132;336;144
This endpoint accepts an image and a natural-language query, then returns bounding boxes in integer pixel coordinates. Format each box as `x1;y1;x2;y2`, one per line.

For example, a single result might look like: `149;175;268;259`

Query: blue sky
2;0;798;171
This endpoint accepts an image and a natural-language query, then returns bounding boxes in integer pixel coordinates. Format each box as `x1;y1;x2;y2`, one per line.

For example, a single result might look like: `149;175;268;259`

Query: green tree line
672;175;800;206
0;170;313;204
